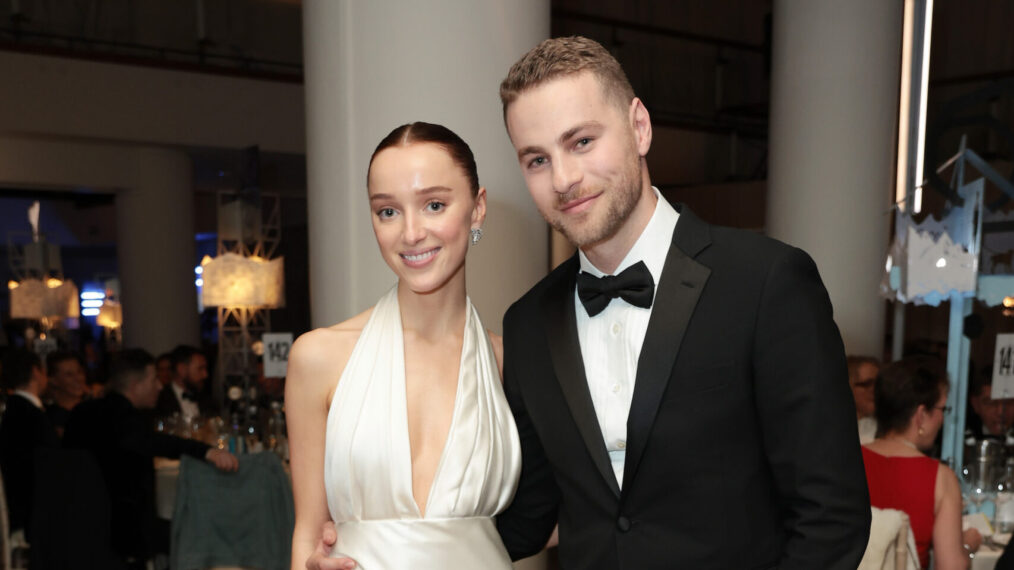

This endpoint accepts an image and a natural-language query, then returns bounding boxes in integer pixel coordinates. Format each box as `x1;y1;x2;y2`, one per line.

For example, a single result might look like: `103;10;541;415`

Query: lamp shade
96;299;123;328
9;278;80;319
201;253;285;309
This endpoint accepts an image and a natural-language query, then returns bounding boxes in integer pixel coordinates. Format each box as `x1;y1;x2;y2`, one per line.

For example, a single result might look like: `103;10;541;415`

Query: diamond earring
470;227;483;245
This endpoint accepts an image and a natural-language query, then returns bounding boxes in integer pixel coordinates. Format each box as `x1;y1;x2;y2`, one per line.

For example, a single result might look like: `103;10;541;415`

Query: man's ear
629;97;653;157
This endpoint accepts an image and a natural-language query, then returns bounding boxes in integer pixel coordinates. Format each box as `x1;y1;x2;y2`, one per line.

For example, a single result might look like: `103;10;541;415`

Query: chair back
859;506;919;570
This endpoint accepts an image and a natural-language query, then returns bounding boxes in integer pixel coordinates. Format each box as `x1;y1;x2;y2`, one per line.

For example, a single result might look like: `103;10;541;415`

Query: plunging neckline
396;297;468;519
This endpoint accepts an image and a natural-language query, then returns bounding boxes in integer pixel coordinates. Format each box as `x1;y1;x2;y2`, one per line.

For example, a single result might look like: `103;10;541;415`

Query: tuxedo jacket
154;383;214;420
0;394;59;535
496;206;871;569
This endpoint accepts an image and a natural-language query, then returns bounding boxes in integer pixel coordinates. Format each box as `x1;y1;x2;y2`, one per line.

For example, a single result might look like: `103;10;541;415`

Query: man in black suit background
63;348;237;568
0;349;59;539
489;37;870;569
155;344;214;421
308;36;870;570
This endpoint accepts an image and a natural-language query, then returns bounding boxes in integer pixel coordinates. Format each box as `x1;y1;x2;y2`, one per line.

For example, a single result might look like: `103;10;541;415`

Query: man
968;369;1014;440
0;349;59;537
155;344;213;420
312;36;869;569
43;350;89;437
848;355;880;444
155;352;173;388
63;348;238;568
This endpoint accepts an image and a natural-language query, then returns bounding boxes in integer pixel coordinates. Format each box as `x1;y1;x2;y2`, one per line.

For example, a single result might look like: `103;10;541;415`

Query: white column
117;147;200;353
767;0;903;356
302;0;551;332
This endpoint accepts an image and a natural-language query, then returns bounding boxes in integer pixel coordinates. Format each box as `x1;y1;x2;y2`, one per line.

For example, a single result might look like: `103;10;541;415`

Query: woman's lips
400;247;440;267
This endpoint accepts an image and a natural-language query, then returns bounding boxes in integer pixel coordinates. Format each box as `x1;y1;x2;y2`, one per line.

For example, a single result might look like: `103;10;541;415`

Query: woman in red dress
862;356;981;569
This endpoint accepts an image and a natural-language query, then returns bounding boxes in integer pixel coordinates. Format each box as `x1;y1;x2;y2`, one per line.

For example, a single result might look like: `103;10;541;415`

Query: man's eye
529;156;546;168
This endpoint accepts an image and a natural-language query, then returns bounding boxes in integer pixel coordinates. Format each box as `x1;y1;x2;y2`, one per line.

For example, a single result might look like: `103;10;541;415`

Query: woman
862;356;981;569
286;122;521;568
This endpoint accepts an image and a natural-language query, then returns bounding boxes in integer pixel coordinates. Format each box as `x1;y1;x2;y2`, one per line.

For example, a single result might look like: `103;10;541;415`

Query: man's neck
580;182;657;274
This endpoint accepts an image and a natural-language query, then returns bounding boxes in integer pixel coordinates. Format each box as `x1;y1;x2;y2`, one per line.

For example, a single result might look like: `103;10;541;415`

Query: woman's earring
470;227;483;246
918;427;924;436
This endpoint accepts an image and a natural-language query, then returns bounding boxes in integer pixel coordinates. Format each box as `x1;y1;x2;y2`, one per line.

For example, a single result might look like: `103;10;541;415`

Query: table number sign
263;332;294;378
993;333;1014;398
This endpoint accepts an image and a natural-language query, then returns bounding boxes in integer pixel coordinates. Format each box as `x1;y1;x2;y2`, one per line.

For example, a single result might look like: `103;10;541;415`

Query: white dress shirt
575;188;679;488
172;381;200;421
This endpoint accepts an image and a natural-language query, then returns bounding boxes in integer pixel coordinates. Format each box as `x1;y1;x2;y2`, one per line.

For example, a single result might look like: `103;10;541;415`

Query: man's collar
13;390;43;409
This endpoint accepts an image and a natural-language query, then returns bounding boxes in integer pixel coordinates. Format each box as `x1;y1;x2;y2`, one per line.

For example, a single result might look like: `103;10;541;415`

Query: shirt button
616;440;626;449
611;322;621;335
611;383;621;393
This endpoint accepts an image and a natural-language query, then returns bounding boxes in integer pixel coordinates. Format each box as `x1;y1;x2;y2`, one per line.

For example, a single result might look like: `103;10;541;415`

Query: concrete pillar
302;0;550;332
117;147;200;353
767;0;903;356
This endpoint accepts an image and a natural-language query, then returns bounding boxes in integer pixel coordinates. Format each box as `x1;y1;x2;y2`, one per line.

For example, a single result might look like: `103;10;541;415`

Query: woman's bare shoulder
289;307;374;385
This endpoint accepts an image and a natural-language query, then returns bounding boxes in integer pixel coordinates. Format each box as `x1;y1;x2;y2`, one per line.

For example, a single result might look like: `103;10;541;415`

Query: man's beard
549;159;642;248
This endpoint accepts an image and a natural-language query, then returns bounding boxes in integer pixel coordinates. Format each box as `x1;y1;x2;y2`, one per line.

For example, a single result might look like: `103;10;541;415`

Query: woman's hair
367;122;479;196
874;355;948;437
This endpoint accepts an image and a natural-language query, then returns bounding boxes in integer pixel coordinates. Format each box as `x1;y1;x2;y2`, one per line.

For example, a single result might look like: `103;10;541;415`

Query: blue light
195;266;204;275
195;278;204;287
81;299;104;308
80;291;106;300
82;308;100;317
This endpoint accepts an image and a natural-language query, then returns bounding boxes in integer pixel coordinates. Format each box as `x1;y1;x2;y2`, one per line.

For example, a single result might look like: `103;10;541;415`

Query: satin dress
324;286;521;569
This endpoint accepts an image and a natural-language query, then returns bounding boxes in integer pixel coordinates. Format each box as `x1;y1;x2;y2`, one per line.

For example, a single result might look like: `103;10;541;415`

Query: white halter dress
324;286;521;569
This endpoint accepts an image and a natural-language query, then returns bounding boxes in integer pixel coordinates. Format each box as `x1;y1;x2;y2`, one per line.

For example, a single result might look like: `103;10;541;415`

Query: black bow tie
577;260;655;317
181;390;197;402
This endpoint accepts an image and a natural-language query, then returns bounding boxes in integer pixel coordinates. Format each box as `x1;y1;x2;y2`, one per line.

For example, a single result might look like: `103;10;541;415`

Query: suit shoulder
506;258;574;321
705;223;814;271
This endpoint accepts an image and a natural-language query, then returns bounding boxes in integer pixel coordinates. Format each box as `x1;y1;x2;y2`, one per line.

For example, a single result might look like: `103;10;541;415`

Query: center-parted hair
874;355;948;437
499;36;636;117
368;122;479;196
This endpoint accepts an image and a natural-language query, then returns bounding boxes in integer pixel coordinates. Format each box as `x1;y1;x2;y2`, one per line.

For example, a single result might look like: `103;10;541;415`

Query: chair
171;453;293;570
859;506;919;570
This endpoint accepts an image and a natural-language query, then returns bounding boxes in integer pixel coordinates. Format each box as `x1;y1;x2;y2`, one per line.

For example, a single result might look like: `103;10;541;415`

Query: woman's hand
305;520;358;570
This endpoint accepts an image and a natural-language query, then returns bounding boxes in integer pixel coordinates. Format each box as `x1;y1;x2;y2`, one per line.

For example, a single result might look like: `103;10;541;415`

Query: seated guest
155;352;173;388
43;350;89;437
0;349;59;538
967;366;1014;440
155;345;214;421
848;355;880;444
63;348;238;569
863;356;981;569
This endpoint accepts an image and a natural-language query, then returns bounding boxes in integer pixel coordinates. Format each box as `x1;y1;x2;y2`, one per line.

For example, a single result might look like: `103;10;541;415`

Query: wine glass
965;462;997;515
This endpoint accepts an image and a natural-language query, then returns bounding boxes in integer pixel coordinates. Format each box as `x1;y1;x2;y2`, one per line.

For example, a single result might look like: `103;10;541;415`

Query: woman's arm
287;328;351;570
933;463;971;570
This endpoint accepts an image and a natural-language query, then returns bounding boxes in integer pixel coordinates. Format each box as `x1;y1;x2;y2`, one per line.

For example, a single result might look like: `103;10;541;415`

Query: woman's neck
397;274;468;341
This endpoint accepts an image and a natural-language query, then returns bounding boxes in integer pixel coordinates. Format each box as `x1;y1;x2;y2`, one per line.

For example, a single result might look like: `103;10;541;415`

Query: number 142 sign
993;334;1014;399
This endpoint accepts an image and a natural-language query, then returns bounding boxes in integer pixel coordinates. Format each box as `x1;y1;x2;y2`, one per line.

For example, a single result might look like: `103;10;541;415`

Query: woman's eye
576;137;591;148
426;202;445;213
377;207;396;219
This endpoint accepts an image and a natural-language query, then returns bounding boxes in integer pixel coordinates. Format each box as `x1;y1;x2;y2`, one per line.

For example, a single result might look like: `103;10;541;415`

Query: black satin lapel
542;272;622;497
622;248;710;491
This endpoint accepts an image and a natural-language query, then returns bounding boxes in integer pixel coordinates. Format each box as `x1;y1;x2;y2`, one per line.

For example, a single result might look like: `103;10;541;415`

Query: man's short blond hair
499;36;636;117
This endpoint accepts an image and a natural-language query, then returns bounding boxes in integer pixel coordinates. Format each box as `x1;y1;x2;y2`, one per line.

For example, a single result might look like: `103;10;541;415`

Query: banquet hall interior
1;0;1013;569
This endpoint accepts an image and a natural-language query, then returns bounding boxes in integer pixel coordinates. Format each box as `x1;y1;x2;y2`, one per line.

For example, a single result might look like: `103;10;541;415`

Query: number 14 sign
993;334;1014;399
